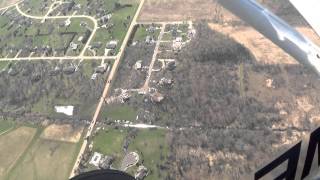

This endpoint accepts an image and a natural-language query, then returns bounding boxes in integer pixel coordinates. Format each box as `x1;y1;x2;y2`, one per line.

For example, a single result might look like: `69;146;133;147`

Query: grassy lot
0;61;8;70
100;104;137;121
0;120;14;134
7;139;79;180
133;24;161;42
7;124;84;180
92;128;128;167
128;129;169;180
0;127;37;180
162;32;173;41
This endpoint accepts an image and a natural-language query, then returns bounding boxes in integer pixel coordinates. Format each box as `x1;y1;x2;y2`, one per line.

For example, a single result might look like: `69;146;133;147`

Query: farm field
6;124;84;180
0;126;37;180
0;120;14;134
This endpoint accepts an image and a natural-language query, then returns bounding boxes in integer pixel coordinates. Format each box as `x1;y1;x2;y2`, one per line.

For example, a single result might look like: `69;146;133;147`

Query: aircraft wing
290;0;320;37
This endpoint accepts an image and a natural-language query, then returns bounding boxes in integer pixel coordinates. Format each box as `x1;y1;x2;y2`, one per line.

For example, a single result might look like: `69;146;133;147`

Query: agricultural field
0;126;37;180
0;0;20;9
7;124;84;180
0;120;14;134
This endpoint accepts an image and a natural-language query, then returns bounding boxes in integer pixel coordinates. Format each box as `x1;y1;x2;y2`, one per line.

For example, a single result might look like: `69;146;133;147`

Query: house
67;1;75;11
145;36;154;44
91;73;97;80
8;67;19;76
94;63;108;74
106;40;118;49
175;37;183;42
166;61;176;70
63;66;76;75
146;25;156;33
99;156;114;169
81;29;92;44
99;14;112;24
70;42;78;50
134;60;142;70
151;92;164;103
135;166;148;180
89;152;103;167
78;36;83;42
49;66;61;76
158;78;173;86
64;19;71;27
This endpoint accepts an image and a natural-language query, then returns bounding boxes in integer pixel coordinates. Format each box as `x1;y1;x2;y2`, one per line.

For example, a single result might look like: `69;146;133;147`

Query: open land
1;0;320;179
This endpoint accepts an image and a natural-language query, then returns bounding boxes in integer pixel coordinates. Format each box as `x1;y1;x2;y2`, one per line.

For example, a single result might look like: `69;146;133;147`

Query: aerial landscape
0;0;320;179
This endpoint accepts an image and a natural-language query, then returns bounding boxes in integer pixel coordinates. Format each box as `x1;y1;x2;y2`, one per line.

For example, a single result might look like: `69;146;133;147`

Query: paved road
69;0;146;177
142;23;166;91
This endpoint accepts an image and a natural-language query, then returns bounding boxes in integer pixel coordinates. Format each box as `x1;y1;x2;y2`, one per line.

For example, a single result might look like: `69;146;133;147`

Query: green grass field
93;128;128;167
5;124;84;180
133;24;161;42
8;139;79;180
91;127;169;179
0;120;14;134
0;127;37;180
100;105;137;121
128;129;169;180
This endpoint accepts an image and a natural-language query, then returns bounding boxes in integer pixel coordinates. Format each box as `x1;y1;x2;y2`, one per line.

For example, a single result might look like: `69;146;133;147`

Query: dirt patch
139;0;234;22
40;124;84;143
139;0;304;23
0;0;21;9
208;23;320;65
0;127;36;179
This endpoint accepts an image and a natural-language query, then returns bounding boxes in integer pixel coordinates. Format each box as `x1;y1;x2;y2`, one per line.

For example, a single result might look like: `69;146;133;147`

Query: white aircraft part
290;0;320;37
219;0;320;75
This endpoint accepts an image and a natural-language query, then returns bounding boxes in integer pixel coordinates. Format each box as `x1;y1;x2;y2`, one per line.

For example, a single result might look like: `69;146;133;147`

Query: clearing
100;105;137;121
208;23;320;65
8;139;79;180
0;0;20;9
0;127;36;180
7;124;83;180
0;120;14;134
128;129;169;180
92;128;128;167
40;124;84;143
